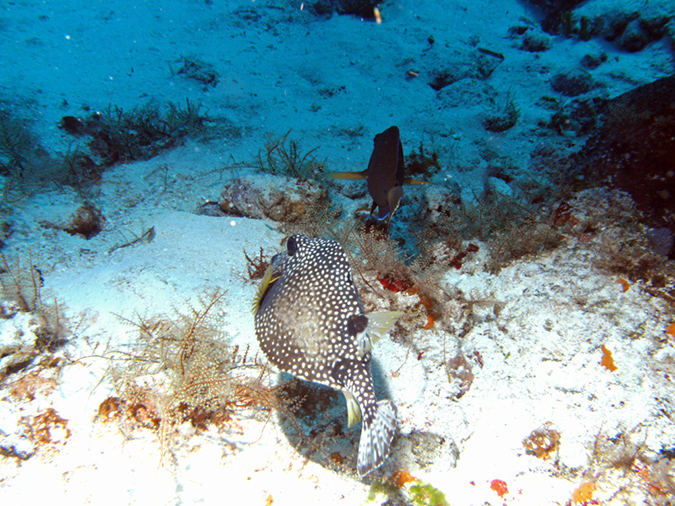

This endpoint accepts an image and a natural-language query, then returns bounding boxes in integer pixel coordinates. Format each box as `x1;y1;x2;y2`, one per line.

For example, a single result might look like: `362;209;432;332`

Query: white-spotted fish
253;234;402;476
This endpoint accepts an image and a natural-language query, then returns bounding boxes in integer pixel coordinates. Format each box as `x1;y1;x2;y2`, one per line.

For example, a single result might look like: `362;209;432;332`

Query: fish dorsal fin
395;129;405;186
251;264;280;315
328;169;369;180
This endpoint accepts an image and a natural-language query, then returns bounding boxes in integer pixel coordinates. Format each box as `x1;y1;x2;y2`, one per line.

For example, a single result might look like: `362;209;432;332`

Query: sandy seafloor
1;0;675;504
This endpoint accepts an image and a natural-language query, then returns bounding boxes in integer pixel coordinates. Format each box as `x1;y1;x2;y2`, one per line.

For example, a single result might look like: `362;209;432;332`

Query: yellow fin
356;311;403;359
328;170;369;180
251;264;279;315
343;389;362;427
365;311;403;344
403;177;429;185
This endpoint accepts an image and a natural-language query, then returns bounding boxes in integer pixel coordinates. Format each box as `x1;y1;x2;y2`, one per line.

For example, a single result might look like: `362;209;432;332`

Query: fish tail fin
357;399;397;477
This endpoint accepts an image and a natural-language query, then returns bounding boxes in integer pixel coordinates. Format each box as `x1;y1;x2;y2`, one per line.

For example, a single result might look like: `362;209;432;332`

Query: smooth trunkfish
253;234;401;476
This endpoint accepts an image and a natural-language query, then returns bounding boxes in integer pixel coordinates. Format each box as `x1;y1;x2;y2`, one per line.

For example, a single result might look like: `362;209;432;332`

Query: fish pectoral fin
376;206;390;221
329;169;369;180
387;186;404;218
357;333;374;358
343;390;362;428
252;264;280;315
365;311;404;344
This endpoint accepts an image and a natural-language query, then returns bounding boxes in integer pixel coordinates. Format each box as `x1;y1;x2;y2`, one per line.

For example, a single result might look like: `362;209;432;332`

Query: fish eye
287;236;298;256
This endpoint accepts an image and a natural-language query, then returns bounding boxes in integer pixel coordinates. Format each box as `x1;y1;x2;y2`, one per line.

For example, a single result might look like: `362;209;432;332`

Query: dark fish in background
253;234;402;476
330;126;427;225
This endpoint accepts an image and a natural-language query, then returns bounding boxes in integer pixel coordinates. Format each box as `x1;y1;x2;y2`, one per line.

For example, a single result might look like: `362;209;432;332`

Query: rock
483;100;519;133
616;19;650;52
0;313;39;376
63;205;104;239
413;184;463;234
59;116;86;135
548;89;609;136
329;177;367;200
597;10;670;52
219;175;328;223
640;15;670;41
177;57;219;88
0;400;35;460
647;228;675;257
580;52;608;70
601;10;635;41
575;75;675;253
551;68;594;97
422;45;503;91
486;176;514;200
520;31;553;52
522;0;585;34
437;79;497;109
392;429;459;472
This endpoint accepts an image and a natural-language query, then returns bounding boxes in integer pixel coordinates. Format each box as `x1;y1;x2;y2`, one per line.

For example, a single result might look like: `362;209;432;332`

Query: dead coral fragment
176;56;219;87
6;368;59;401
64;204;105;239
617;278;630;292
446;353;475;399
522;422;561;459
244;247;270;281
108;226;155;255
390;469;418;488
219;175;327;223
20;408;71;444
570;481;596;504
490;479;509;497
97;396;126;422
483;94;519;132
600;344;618;372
